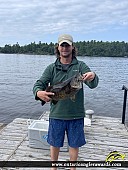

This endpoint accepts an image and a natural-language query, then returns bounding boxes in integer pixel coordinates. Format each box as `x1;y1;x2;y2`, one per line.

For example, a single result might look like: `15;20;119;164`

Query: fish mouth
79;75;84;81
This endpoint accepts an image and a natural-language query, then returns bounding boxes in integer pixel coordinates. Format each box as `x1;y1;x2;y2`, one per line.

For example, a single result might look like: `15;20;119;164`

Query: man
33;34;99;170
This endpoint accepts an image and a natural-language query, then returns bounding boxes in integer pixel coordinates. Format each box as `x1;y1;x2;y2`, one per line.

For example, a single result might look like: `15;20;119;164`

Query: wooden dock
0;112;128;169
0;123;6;131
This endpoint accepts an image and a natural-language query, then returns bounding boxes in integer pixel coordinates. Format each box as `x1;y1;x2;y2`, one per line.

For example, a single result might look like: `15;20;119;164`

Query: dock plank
0;115;128;170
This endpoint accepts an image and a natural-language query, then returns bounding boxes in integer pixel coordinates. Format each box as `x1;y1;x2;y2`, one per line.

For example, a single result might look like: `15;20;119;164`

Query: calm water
0;54;128;124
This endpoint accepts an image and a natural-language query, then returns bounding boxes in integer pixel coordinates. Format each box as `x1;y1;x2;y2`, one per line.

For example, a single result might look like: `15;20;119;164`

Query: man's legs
50;146;60;170
48;118;85;170
67;118;86;170
47;119;66;170
50;146;60;160
50;146;78;170
69;147;79;170
69;147;79;160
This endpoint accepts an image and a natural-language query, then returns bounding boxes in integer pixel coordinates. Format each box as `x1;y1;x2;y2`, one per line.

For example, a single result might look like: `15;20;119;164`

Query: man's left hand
82;72;95;82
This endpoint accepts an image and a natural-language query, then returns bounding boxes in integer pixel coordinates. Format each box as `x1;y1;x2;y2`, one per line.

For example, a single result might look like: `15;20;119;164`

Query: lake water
0;54;128;124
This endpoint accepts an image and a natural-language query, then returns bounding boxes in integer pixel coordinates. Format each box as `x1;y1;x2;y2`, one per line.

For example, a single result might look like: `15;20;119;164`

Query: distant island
0;40;128;57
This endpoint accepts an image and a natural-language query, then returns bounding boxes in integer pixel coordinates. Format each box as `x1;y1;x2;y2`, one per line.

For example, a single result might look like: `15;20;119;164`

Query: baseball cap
58;34;73;46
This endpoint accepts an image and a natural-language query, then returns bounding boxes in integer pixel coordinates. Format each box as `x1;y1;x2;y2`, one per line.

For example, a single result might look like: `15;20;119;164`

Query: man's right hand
37;91;54;102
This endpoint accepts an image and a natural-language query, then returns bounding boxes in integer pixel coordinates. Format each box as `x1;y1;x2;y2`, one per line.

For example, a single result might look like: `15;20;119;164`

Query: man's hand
37;91;54;102
82;72;95;82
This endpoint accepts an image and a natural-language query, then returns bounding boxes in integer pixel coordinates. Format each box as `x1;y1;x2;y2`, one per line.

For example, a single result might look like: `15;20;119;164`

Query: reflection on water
0;54;128;124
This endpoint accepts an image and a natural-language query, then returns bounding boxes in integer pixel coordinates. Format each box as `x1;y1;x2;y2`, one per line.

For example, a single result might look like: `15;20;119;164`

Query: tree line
0;40;128;57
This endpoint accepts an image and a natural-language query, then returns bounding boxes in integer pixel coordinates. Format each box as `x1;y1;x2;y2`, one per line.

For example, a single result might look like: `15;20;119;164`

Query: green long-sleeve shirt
33;57;99;119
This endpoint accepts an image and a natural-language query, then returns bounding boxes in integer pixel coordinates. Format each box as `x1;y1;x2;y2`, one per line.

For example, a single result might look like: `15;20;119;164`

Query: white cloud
0;0;128;45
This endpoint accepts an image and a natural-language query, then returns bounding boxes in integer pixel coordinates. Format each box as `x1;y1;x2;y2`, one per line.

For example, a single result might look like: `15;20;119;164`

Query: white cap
58;34;73;45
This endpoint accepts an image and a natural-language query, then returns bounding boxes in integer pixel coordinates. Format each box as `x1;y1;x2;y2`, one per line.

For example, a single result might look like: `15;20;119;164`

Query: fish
106;151;125;162
42;72;83;105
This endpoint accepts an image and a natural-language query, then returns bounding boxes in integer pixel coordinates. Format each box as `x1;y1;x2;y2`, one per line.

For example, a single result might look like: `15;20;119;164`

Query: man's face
58;42;73;58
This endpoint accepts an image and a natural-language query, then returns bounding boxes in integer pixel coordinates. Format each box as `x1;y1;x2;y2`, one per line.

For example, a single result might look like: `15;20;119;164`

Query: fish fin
52;100;58;105
70;95;76;102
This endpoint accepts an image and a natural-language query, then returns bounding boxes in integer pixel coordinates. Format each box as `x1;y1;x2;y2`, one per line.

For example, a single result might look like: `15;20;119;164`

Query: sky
0;0;128;47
